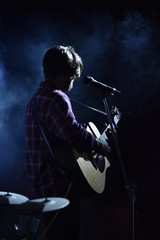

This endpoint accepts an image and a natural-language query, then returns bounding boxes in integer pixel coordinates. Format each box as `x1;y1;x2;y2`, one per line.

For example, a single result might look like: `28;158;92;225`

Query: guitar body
74;122;110;194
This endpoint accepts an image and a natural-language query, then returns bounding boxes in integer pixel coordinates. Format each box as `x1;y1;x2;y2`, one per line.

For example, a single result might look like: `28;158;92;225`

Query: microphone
83;76;121;95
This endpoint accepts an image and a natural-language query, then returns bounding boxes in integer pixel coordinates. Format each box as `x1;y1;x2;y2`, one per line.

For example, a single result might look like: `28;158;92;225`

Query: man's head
43;45;83;91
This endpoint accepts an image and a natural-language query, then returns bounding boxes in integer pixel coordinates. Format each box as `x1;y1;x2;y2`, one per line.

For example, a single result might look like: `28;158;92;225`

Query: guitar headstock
111;106;121;127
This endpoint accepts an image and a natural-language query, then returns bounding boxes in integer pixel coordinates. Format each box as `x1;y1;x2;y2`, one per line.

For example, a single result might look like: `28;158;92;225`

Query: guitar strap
32;93;66;175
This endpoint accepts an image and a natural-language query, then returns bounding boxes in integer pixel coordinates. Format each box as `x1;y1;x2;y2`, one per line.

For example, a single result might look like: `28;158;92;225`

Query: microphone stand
101;90;136;240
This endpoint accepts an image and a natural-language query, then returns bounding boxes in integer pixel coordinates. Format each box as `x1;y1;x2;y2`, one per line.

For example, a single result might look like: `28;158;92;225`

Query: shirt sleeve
47;90;97;152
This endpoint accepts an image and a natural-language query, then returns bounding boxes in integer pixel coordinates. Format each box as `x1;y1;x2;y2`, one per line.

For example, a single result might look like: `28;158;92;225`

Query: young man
24;45;110;240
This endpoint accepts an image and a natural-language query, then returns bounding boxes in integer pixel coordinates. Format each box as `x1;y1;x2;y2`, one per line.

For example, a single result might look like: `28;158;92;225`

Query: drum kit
0;191;70;240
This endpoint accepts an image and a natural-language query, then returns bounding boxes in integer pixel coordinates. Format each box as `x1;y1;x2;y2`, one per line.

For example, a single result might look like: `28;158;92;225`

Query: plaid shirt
25;81;97;198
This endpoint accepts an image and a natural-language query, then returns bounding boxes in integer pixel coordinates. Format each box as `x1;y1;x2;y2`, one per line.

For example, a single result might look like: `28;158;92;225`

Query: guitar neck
99;113;120;144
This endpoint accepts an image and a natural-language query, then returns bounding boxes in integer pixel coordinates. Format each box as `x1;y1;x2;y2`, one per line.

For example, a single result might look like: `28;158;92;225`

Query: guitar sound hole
95;155;105;172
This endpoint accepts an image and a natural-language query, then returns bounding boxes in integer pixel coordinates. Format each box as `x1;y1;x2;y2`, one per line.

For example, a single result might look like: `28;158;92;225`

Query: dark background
0;1;160;239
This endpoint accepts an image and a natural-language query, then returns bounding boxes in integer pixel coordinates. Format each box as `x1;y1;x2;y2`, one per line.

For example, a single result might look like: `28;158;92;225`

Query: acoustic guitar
56;106;121;194
73;106;120;193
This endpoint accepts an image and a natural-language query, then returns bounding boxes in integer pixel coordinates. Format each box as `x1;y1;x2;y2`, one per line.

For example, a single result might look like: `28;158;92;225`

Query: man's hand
95;139;111;156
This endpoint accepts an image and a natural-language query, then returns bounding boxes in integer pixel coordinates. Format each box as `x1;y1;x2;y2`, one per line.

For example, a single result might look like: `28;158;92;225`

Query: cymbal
14;197;70;214
0;191;29;205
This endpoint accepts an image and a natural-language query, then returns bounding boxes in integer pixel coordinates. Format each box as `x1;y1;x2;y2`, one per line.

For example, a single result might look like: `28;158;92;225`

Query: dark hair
43;45;83;79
